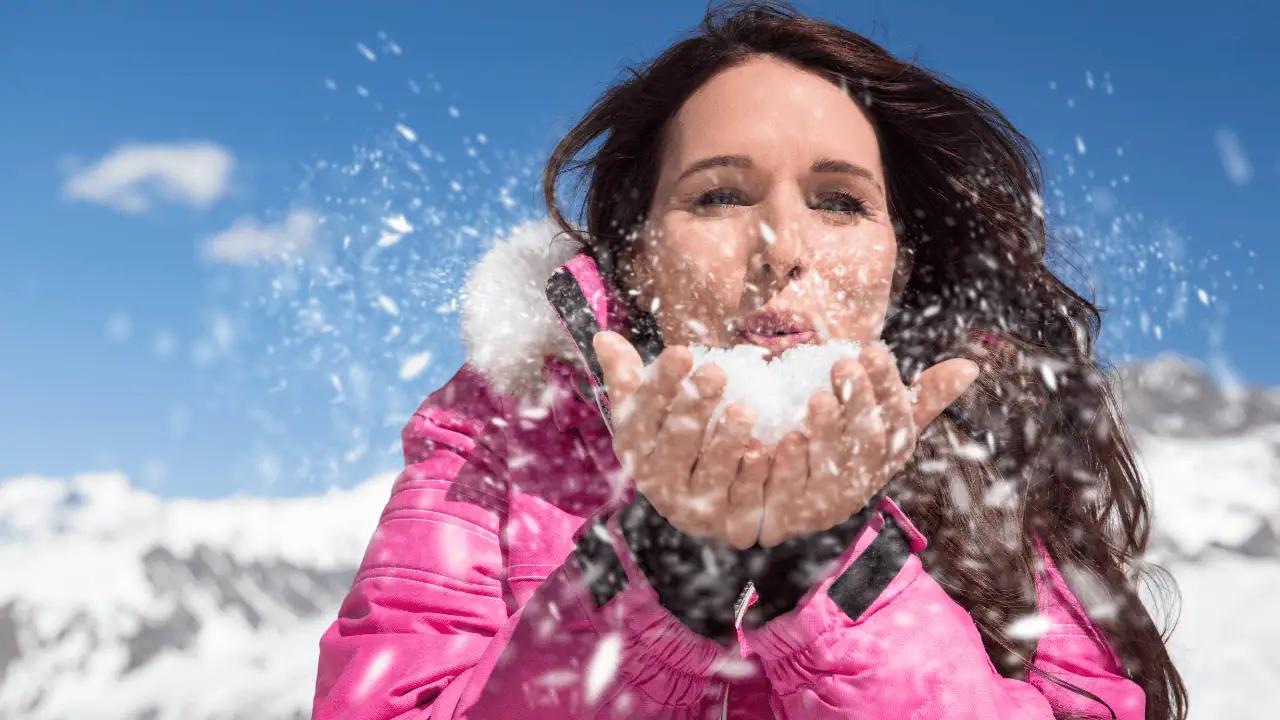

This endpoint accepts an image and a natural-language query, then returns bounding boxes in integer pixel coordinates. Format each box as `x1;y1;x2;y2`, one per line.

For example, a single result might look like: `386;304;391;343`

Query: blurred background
1;1;1276;717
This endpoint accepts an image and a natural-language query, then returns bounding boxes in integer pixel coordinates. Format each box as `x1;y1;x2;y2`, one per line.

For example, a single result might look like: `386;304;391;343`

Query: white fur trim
459;217;583;399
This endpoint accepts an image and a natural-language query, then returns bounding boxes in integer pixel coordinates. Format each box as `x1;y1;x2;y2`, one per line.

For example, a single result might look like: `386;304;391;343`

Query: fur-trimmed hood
458;217;611;400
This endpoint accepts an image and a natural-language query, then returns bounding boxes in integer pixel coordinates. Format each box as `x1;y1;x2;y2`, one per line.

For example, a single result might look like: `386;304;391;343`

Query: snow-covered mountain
1115;356;1280;719
1;354;1276;719
1118;356;1280;560
0;472;392;720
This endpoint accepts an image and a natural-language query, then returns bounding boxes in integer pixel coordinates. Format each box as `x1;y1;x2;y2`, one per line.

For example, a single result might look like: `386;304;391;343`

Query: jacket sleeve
311;366;736;720
1025;535;1148;720
310;366;514;720
453;507;741;719
745;496;1146;720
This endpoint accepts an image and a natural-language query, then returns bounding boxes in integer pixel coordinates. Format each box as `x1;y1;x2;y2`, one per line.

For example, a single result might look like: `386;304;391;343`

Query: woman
311;3;1186;718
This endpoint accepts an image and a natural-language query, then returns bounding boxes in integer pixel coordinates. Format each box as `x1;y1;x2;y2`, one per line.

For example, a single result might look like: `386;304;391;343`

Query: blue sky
2;1;1276;498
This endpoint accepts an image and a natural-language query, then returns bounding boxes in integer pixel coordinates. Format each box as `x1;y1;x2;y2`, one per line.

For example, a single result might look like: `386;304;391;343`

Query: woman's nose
753;200;807;288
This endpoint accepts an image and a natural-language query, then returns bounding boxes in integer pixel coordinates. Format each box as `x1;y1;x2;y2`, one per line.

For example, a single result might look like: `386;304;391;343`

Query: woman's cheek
825;246;895;340
843;231;897;293
664;222;749;284
642;221;733;342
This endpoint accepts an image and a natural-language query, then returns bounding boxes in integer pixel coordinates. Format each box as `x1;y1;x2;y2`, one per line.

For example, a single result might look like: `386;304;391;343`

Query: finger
804;391;845;528
640;361;725;506
624;346;693;465
758;431;809;548
831;357;860;405
726;440;769;550
592;331;644;410
910;358;980;430
861;344;915;467
882;380;917;470
833;355;885;520
832;355;883;457
684;402;754;535
689;401;754;495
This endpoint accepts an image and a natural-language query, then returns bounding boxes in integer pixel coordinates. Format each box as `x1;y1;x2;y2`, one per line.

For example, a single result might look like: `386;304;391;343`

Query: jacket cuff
563;506;738;707
740;495;928;661
566;494;932;686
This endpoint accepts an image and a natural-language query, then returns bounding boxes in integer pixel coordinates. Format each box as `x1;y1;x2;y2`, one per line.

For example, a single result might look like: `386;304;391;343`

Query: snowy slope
0;354;1276;719
1120;355;1280;719
1119;355;1280;560
0;472;392;720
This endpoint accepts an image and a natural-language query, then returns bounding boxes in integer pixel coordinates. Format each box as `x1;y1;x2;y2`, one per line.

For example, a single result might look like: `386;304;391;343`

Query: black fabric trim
545;268;611;429
827;514;912;621
572;520;629;608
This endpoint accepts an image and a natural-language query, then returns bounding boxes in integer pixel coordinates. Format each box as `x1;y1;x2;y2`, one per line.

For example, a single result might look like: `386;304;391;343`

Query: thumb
910;358;980;430
593;330;644;407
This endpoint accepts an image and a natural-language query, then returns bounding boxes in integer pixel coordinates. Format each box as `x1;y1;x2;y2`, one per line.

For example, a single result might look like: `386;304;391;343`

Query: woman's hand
592;331;979;550
593;330;769;549
757;343;978;547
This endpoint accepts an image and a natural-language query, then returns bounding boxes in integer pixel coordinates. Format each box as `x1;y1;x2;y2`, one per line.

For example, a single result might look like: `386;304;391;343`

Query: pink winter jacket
311;224;1146;719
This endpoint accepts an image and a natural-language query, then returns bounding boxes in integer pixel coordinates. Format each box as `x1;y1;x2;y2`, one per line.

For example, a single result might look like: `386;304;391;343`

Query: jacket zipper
721;580;759;719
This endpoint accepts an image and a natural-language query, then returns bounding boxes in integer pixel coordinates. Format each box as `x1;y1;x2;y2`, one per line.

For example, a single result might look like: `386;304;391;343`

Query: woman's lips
739;329;818;356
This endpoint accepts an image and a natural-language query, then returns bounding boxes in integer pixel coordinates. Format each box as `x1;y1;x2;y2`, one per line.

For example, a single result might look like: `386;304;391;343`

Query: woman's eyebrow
811;157;883;194
676;154;753;183
677;154;883;194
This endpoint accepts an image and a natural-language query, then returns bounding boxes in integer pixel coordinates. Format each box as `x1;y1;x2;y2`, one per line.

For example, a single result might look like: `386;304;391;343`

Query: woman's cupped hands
592;330;979;549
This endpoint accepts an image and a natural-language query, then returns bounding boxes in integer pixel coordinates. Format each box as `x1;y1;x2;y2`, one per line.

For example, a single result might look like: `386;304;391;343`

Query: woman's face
631;55;900;357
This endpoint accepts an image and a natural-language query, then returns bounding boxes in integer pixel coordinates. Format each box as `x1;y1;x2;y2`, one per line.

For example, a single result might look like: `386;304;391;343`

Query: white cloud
62;141;234;213
1214;128;1253;185
200;210;319;265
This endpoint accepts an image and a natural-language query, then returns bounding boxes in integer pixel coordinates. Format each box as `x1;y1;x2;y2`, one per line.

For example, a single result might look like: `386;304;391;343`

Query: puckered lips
736;308;818;357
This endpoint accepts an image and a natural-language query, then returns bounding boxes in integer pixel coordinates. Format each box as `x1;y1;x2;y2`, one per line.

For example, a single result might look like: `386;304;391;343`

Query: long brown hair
540;2;1187;718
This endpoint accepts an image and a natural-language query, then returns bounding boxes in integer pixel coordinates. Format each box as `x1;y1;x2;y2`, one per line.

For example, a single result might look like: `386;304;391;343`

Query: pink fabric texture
311;252;1146;719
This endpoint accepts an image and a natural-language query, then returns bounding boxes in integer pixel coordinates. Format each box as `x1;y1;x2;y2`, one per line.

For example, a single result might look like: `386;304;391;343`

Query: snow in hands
593;332;979;549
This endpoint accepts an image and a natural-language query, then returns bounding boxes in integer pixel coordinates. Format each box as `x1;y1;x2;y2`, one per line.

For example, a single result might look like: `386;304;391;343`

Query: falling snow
378;213;415;247
584;633;623;703
398;351;432;380
394;123;418;142
376;294;399;316
1006;612;1051;640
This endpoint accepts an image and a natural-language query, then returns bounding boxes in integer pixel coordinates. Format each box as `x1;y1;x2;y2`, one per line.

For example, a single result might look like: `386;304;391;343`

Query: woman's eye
695;188;748;208
692;188;867;217
811;192;868;217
